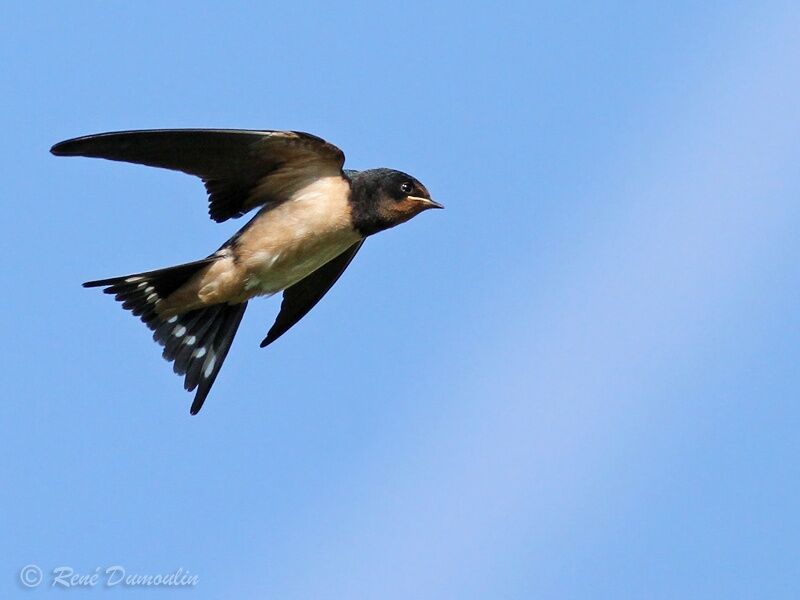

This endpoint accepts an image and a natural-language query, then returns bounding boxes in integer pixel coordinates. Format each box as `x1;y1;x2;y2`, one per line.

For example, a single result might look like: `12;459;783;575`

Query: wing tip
50;140;71;156
51;134;97;156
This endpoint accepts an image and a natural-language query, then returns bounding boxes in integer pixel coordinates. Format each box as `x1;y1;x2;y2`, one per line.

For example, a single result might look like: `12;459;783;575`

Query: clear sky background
2;1;799;598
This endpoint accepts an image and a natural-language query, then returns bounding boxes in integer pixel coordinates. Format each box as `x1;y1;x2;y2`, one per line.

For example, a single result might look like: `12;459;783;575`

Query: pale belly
242;232;358;296
233;177;361;297
161;175;361;312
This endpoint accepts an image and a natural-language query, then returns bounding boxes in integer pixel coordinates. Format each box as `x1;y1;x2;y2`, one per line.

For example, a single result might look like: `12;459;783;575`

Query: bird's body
161;174;359;313
51;129;441;413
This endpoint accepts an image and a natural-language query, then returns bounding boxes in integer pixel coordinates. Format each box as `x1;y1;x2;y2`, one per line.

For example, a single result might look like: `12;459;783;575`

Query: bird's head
349;168;443;236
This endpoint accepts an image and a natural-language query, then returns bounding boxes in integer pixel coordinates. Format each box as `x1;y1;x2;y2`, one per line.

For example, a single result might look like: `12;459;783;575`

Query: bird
51;129;442;414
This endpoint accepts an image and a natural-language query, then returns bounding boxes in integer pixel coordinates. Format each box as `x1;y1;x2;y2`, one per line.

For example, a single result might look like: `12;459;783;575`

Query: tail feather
84;258;247;414
188;304;246;415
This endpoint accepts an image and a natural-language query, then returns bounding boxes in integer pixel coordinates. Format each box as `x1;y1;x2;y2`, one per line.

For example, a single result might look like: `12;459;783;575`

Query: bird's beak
408;196;444;210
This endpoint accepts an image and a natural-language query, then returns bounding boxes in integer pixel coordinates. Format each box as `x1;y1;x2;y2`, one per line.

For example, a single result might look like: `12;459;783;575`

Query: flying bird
51;129;442;414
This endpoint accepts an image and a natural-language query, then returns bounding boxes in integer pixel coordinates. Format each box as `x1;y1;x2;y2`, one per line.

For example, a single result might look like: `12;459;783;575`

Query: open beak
409;196;444;210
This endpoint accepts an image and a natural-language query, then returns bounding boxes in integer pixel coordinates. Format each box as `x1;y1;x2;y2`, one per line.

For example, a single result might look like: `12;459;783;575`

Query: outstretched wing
50;129;346;223
261;241;364;348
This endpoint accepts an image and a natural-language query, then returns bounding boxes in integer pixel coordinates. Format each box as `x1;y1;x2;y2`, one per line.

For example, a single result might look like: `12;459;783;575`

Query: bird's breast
234;176;360;295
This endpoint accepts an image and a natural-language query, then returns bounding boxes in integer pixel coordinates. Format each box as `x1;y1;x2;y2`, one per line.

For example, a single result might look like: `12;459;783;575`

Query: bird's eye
400;181;414;195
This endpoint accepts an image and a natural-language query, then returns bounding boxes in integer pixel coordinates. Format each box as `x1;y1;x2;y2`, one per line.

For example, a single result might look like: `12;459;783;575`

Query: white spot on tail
126;277;144;283
167;316;178;324
192;347;206;359
186;336;196;345
173;325;186;337
203;353;217;378
146;293;158;303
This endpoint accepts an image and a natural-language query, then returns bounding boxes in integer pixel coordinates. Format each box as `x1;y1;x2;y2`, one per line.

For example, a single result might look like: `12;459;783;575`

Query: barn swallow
51;129;442;414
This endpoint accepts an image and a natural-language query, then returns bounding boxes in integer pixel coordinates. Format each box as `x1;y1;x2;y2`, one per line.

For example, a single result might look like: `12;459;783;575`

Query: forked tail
84;258;247;414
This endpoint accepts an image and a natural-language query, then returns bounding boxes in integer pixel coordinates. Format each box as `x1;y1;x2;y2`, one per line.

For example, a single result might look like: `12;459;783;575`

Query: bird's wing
260;240;364;348
50;129;346;223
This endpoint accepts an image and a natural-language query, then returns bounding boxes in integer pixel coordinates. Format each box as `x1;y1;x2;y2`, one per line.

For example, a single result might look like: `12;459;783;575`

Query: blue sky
2;1;800;598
